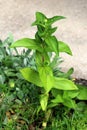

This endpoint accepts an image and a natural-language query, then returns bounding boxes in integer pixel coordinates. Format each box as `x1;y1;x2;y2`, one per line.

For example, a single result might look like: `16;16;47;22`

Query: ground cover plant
0;35;39;129
0;12;87;129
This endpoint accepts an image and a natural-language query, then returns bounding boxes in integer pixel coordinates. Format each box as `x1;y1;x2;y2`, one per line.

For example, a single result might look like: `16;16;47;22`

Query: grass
0;87;87;130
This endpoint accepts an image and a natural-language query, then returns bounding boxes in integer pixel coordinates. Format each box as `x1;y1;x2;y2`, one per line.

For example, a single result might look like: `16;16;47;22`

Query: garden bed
0;12;87;130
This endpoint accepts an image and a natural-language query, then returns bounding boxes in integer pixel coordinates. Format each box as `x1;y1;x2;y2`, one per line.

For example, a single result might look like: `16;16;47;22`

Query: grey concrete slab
0;0;87;78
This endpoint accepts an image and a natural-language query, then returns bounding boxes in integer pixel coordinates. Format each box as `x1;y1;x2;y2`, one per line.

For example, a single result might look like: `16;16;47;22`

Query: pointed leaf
59;41;72;55
47;16;65;25
45;36;59;55
32;12;47;26
38;66;54;92
36;12;47;22
10;38;42;52
51;94;64;104
54;77;78;90
20;67;42;87
63;90;79;99
63;99;76;108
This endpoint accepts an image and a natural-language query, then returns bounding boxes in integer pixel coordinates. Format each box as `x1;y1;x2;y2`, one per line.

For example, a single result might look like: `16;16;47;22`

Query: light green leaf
45;36;59;55
40;94;48;111
54;77;78;90
10;38;42;52
63;99;76;108
50;94;77;109
76;84;87;100
38;66;54;92
63;90;79;99
51;94;64;104
20;67;42;87
59;41;72;55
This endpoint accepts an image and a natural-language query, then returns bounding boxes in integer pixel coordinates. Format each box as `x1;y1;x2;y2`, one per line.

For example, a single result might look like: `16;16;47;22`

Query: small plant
10;12;80;127
0;12;87;129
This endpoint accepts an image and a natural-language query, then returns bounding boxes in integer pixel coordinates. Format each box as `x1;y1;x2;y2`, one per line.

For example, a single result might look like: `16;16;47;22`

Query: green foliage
76;84;87;100
0;34;39;129
0;12;86;129
11;12;78;113
11;38;43;52
20;68;42;87
58;41;72;55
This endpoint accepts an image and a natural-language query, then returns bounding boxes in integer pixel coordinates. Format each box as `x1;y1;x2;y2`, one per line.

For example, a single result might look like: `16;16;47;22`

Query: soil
75;78;87;86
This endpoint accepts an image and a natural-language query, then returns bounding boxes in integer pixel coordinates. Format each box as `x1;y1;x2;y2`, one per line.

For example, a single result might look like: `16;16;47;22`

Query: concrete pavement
0;0;87;78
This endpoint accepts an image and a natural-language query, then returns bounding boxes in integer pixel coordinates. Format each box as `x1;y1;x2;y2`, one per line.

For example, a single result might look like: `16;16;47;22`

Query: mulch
75;78;87;86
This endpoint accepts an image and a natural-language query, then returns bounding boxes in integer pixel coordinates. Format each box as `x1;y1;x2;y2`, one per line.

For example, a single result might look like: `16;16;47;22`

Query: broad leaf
54;77;78;90
38;66;54;92
40;94;48;111
51;94;76;109
11;38;42;52
20;67;42;87
45;36;59;55
63;90;79;99
59;41;72;55
76;84;87;100
63;99;76;108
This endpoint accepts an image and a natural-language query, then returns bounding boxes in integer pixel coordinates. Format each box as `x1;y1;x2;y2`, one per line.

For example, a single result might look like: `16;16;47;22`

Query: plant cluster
0;12;87;129
0;35;39;129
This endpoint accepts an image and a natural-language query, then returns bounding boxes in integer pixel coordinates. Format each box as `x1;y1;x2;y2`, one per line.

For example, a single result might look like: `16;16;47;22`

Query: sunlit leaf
54;77;78;90
10;38;43;52
45;36;59;55
63;90;79;99
59;41;72;55
38;66;54;92
20;67;42;87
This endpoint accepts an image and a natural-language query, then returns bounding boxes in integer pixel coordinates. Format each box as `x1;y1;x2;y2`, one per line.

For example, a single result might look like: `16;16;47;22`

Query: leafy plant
10;12;79;127
0;12;87;130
